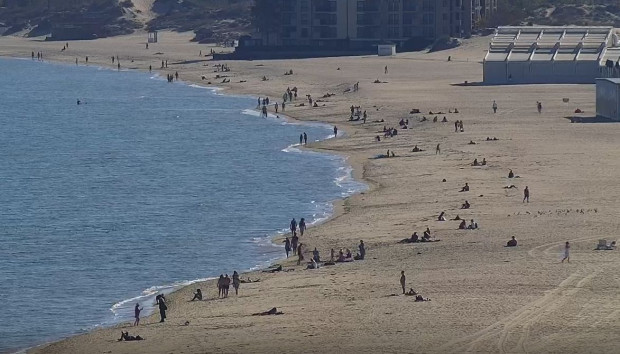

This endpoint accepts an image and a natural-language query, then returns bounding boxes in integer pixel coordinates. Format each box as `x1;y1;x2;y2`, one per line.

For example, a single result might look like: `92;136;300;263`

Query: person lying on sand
412;145;424;152
504;185;517;189
239;278;260;283
118;331;144;341
469;140;476;145
506;236;517;247
263;265;283;273
252;307;283;316
415;295;431;302
405;288;417;296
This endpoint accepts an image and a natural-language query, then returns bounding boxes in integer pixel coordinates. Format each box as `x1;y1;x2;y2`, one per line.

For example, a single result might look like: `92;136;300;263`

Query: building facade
472;0;497;26
255;0;473;50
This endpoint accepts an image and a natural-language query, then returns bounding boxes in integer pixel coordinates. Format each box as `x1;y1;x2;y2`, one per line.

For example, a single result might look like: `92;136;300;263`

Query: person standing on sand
291;232;299;255
156;294;167;322
290;218;297;235
385;65;388;74
297;243;304;265
275;102;279;113
232;271;240;295
537;101;542;114
300;134;303;145
217;274;224;298
359;240;366;260
333;126;338;137
523;186;530;203
436;144;441;155
284;237;291;258
223;274;231;298
561;241;570;263
400;271;406;294
134;303;142;326
303;132;307;145
299;218;306;236
492;100;498;113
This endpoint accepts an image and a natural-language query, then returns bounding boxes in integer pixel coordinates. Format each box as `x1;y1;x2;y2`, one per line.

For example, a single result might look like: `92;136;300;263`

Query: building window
403;0;416;11
388;26;400;38
422;13;435;25
403;12;415;25
388;0;400;12
388;14;399;25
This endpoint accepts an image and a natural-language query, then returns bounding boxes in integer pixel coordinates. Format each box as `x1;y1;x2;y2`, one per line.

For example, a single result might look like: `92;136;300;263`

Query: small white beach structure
148;31;158;44
378;44;396;57
596;78;620;121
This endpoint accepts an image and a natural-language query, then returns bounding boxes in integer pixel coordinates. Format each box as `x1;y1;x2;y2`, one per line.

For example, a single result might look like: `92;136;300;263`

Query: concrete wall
596;79;620;121
484;60;604;84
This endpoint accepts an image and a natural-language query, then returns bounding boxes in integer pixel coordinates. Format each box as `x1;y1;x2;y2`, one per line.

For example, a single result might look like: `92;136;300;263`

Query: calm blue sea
0;58;365;353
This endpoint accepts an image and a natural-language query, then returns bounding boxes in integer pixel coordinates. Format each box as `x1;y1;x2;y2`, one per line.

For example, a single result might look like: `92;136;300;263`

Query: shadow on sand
564;116;620;124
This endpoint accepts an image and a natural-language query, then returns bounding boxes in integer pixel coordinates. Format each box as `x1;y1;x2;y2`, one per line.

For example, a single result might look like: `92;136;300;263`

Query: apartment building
256;0;474;50
472;0;498;25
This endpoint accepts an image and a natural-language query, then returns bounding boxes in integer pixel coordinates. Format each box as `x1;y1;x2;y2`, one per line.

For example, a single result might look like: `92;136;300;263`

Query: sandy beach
3;29;620;353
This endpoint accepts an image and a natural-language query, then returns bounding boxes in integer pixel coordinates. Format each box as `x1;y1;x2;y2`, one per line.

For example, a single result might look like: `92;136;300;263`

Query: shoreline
3;30;619;354
0;49;369;354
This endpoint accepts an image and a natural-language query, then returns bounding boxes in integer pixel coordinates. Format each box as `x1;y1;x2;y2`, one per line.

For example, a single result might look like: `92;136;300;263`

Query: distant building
472;0;497;26
596;78;620;121
250;0;474;51
483;26;614;85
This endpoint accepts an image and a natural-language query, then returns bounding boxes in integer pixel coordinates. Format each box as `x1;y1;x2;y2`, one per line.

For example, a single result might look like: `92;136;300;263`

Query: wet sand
2;30;620;354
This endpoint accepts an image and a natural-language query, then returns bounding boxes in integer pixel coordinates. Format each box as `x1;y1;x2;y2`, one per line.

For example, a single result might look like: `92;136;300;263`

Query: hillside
0;0;617;42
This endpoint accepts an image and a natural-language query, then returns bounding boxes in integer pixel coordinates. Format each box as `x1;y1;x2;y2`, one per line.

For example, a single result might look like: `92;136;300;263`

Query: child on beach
134;303;142;326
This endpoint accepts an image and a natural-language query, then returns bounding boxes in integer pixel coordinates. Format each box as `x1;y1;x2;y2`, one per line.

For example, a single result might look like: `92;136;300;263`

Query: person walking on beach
385;65;388;74
436;144;441;155
523;186;530;203
223;274;231;298
290;218;297;235
257;97;261;108
232;271;240;295
300;134;303;145
284;237;291;258
291;232;299;255
400;271;406;294
155;294;167;323
217;274;224;298
492;100;498;113
537;101;542;114
297;243;304;265
333;126;338;137
358;240;366;260
134;303;142;326
561;241;570;263
299;218;306;236
303;132;307;145
275;102;279;113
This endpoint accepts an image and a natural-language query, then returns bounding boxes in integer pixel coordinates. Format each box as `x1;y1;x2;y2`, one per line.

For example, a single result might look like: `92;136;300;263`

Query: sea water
0;58;365;353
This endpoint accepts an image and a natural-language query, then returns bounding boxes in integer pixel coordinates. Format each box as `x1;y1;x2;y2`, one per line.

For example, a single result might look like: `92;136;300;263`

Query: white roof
485;26;613;63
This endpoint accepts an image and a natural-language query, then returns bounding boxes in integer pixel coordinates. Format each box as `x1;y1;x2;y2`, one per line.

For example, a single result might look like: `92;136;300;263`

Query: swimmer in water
77;99;81;105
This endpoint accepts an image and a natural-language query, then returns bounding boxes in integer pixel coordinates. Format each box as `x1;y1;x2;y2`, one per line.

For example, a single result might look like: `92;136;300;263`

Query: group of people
217;272;241;298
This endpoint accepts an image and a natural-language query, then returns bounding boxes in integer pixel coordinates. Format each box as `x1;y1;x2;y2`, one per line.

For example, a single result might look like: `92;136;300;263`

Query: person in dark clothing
156;294;167;322
284;237;291;258
300;134;303;145
191;289;202;301
290;218;297;235
291;233;299;255
299;218;306;236
303;132;308;145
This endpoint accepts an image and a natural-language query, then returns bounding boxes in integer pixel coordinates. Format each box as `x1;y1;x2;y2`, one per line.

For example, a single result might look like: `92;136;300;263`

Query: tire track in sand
439;237;602;353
